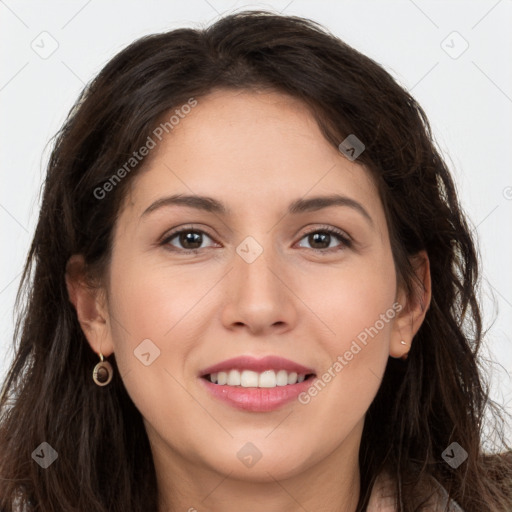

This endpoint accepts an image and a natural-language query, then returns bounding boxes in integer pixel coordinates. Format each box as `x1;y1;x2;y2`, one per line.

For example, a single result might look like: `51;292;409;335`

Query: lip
198;355;317;412
199;374;317;412
199;355;315;377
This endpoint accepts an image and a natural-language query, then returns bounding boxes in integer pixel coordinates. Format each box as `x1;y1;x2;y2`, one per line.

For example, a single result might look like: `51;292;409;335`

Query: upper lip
199;355;316;377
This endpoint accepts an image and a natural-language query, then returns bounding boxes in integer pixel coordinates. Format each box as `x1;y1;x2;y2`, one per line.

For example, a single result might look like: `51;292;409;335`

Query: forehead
122;89;382;227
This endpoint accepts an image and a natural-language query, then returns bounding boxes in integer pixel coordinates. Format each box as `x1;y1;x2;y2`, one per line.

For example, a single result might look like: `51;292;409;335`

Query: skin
66;89;431;512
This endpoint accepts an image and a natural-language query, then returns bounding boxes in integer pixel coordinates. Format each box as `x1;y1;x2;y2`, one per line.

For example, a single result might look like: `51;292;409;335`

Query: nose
220;239;298;336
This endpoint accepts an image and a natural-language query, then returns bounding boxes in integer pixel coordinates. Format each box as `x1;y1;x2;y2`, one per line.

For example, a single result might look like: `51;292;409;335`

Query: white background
1;0;511;444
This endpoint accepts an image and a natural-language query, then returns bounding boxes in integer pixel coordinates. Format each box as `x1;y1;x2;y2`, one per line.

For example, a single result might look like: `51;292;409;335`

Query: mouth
201;369;317;388
198;355;317;412
199;372;317;412
199;354;316;380
198;355;316;412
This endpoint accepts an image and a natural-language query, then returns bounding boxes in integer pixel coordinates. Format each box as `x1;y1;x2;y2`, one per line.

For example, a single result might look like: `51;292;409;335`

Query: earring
92;352;113;386
400;340;409;361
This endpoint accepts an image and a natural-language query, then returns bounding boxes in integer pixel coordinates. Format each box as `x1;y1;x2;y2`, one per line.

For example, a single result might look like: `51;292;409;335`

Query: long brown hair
1;10;511;512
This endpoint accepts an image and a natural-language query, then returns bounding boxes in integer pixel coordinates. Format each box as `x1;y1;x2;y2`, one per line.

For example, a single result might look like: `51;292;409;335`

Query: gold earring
93;352;113;386
400;340;409;361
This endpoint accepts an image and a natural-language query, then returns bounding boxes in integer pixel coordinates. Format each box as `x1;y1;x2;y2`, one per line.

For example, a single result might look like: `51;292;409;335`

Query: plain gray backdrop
1;0;511;444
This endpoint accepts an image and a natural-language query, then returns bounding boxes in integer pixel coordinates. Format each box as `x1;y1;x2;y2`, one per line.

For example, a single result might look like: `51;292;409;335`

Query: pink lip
199;355;315;377
199;375;316;412
198;355;317;412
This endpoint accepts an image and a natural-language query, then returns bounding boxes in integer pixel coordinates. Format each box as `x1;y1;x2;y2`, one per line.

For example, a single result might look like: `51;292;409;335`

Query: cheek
301;249;397;352
296;254;397;428
105;254;215;387
105;257;211;432
108;255;214;341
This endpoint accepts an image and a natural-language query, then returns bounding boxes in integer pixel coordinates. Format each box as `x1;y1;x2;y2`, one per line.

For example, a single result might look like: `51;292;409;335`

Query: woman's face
98;89;409;483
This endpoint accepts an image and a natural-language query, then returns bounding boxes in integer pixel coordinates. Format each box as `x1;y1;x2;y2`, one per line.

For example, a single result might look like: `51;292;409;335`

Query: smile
205;369;310;387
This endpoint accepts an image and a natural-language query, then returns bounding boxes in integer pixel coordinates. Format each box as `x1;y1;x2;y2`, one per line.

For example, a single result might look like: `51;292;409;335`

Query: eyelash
160;225;352;255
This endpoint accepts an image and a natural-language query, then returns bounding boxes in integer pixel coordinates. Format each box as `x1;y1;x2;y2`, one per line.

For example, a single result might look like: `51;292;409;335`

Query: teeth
208;369;310;387
259;370;276;388
240;370;259;387
276;370;288;386
227;369;241;386
287;371;298;384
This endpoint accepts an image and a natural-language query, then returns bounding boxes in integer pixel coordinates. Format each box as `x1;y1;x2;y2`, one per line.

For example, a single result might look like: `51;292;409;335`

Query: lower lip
199;375;316;412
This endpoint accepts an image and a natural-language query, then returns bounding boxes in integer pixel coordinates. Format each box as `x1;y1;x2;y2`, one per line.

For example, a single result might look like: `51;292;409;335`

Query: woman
0;10;511;512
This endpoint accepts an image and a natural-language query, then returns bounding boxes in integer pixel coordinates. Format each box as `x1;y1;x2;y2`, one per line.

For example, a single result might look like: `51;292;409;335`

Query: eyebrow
141;193;374;227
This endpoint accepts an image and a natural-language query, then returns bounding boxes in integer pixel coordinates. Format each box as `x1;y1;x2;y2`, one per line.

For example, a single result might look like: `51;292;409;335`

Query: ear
389;250;431;359
65;254;114;357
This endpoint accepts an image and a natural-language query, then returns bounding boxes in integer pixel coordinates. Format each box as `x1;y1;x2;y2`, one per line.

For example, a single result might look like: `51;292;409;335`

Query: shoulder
427;476;465;511
366;470;396;511
366;470;466;512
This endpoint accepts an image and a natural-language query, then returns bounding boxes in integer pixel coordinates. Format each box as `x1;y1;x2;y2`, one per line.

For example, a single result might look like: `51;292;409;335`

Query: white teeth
259;370;276;388
240;370;259;387
227;369;241;386
287;371;298;384
208;369;310;387
276;370;289;386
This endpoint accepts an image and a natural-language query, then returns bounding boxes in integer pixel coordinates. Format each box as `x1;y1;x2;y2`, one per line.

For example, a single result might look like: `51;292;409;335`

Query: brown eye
297;227;352;252
309;232;330;249
176;231;203;249
162;229;217;253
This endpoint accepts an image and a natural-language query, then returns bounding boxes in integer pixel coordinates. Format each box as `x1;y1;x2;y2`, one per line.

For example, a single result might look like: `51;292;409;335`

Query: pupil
181;232;202;249
310;232;329;249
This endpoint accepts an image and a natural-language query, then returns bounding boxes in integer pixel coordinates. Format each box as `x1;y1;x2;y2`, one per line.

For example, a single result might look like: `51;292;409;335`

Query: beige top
367;471;465;512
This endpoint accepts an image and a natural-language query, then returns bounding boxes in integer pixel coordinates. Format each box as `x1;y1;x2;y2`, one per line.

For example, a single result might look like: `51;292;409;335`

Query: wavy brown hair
1;10;511;512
